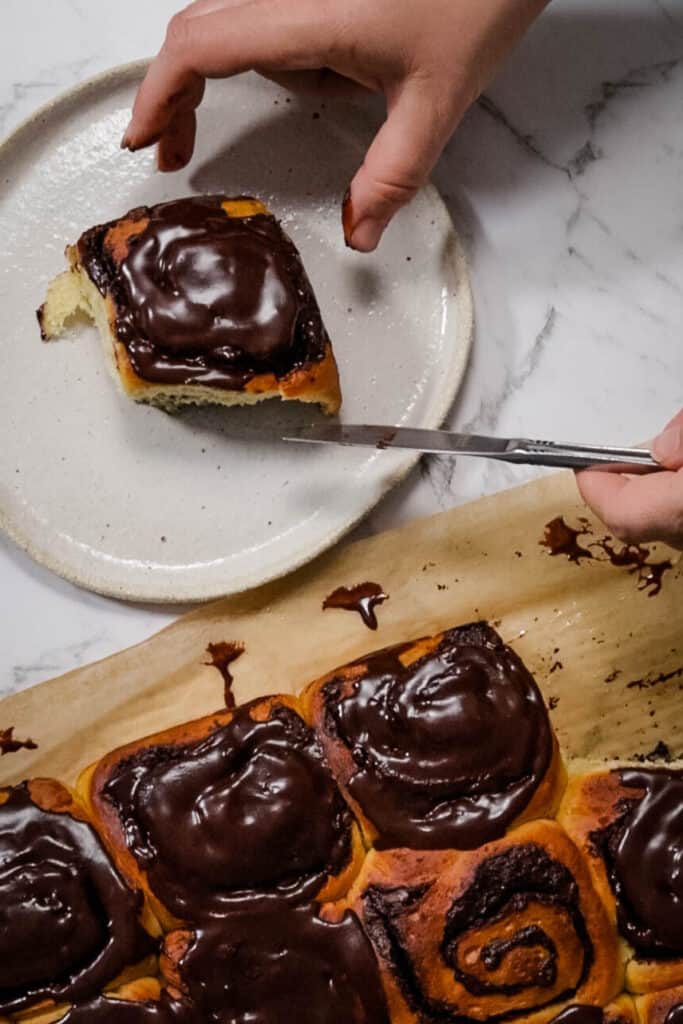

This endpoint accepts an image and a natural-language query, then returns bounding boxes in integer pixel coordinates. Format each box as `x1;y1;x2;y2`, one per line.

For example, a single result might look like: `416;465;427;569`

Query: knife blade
282;424;661;472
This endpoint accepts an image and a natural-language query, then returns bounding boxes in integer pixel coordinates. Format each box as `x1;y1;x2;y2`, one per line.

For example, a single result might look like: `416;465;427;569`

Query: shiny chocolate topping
323;582;388;631
173;904;390;1024
665;1006;683;1024
596;768;683;956
323;622;553;849
550;1007;604;1024
0;782;153;1015
362;844;593;1023
60;995;197;1024
103;703;353;917
79;196;328;389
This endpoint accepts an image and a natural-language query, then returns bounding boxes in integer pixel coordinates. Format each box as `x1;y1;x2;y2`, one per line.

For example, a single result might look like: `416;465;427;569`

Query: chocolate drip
323;621;553;848
173;904;389;1024
59;995;197;1024
205;641;244;708
362;844;593;1023
103;703;353;916
0;726;37;755
0;783;153;1015
594;768;683;956
79;196;328;389
323;582;388;630
550;1007;604;1024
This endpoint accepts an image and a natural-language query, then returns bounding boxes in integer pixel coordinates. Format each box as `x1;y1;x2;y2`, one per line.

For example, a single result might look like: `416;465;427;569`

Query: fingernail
120;131;132;150
348;217;385;253
653;426;683;467
341;187;354;247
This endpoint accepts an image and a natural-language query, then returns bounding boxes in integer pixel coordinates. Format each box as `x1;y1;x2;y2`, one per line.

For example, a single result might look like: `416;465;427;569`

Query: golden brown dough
38;196;341;415
80;695;364;931
559;768;683;993
327;819;623;1024
302;621;566;850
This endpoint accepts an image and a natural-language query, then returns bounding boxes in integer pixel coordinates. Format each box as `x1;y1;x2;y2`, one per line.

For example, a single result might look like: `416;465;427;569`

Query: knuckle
368;175;421;207
165;11;193;54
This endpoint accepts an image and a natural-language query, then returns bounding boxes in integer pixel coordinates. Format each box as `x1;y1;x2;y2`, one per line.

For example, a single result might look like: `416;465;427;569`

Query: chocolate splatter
205;642;245;708
323;583;388;631
541;516;674;595
540;517;593;563
626;666;683;690
549;661;563;674
0;727;37;756
605;670;622;684
633;741;672;764
548;697;560;710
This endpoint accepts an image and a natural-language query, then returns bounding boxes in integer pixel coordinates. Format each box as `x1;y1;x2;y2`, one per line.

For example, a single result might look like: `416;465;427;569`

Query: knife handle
506;439;660;472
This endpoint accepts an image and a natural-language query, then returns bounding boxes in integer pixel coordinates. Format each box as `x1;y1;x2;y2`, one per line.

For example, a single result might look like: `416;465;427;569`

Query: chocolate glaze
626;666;683;690
550;1007;604;1024
322;622;553;849
0;783;153;1015
60;995;197;1024
362;844;593;1022
103;703;353;917
173;903;389;1024
323;582;388;630
0;726;37;755
594;768;683;956
665;1006;683;1024
78;196;329;389
205;641;244;708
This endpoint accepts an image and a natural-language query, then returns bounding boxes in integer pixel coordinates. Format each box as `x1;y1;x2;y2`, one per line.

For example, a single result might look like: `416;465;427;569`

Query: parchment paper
1;470;681;789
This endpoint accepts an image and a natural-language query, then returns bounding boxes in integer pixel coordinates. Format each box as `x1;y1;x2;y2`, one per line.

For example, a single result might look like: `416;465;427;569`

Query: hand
123;0;548;250
576;410;683;551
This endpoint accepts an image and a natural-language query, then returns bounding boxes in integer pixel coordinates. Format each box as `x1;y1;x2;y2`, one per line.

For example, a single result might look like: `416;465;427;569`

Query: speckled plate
0;61;472;603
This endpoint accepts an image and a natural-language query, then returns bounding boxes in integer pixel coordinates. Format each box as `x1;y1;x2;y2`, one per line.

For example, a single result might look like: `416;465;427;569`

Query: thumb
653;422;683;470
343;76;464;252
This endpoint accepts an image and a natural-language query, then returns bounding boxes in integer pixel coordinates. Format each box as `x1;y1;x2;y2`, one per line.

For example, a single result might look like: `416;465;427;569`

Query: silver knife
283;424;661;472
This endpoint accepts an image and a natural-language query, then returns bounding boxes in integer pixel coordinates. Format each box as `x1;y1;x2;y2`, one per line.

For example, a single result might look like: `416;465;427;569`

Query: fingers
653;408;683;470
342;76;464;252
125;0;331;158
157;109;198;171
576;468;683;549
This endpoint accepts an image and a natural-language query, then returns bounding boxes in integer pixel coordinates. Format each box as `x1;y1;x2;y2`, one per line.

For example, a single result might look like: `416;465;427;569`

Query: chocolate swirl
323;622;554;848
594;768;683;956
79;196;328;388
362;844;594;1023
103;703;353;917
168;904;389;1024
0;782;153;1015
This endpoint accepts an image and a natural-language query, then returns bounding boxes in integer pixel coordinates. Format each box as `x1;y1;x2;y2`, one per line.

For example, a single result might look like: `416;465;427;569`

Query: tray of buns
1;471;681;1024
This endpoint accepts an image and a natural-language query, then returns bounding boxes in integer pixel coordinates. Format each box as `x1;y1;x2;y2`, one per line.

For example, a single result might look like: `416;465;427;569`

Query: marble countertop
2;0;682;696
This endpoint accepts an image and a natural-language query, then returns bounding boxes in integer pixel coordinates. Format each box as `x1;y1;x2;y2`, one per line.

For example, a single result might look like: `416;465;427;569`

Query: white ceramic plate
0;62;472;603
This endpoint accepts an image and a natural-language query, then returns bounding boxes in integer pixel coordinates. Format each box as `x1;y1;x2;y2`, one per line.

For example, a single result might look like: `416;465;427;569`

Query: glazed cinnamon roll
331;820;622;1024
559;768;683;993
303;622;566;849
635;987;683;1024
81;696;363;929
0;780;156;1019
160;902;390;1024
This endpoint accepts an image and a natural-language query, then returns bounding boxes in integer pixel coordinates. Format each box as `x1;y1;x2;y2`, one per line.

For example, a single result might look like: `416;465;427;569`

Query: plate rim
0;60;474;604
